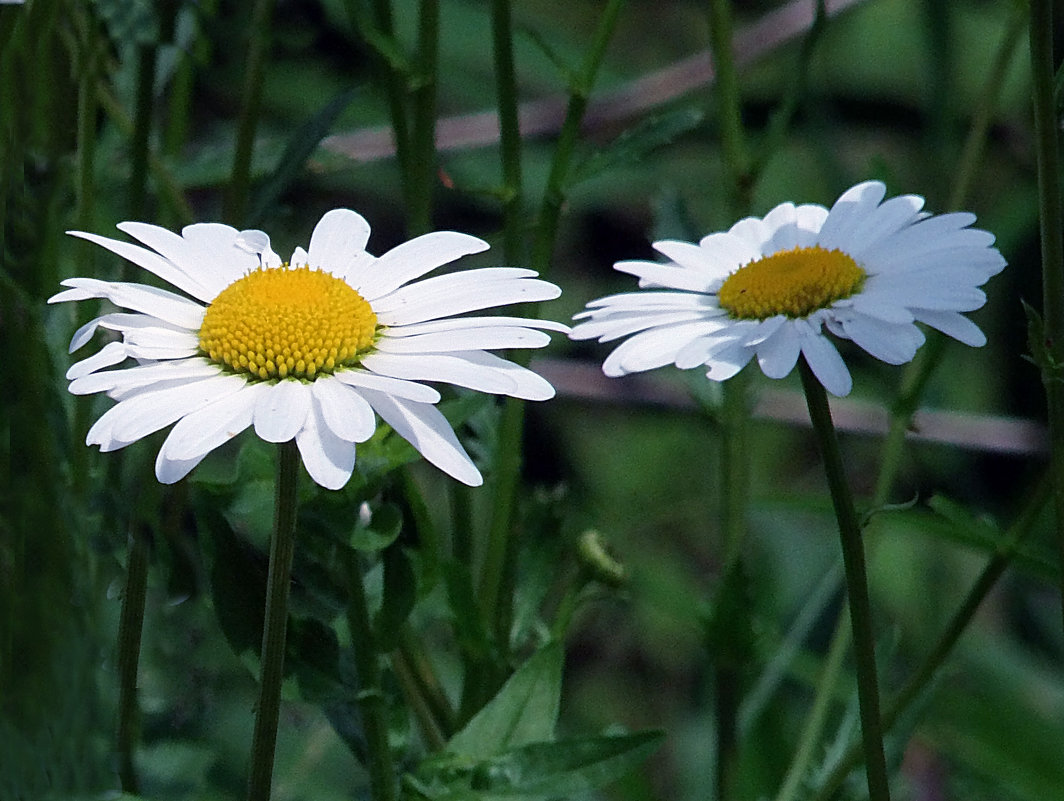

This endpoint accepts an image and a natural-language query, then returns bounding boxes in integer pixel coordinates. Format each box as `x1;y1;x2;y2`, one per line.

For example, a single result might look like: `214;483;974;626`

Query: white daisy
51;209;568;489
570;181;1005;396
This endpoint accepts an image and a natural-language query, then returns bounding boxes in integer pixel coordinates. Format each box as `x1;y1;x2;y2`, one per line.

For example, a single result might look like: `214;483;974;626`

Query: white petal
756;324;802;378
118;221;240;299
601;321;724;376
375;327;552;353
361;390;482;486
361;351;515;394
848;294;915;324
384;350;555;400
702;340;754;381
87;374;247;450
67;341;128;380
70;229;216;302
357;231;489;300
912;309;987;346
674;333;736;370
579;291;720;313
615;260;719;292
372;270;559;326
799;330;852;396
179;222;258;291
840;314;925;364
569;310;708;342
50;277;205;330
334;369;441;402
307;208;372;275
739;315;786;347
816;181;887;251
295;401;358;490
312;377;377;443
155;448;212;485
70;359;221;396
253;380;312;443
846;194;925;253
387;316;570;337
123;343;200;361
657;235;752;279
159;382;265;461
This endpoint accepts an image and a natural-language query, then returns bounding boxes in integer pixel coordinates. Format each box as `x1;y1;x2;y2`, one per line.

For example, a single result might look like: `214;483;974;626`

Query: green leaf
1023;298;1064;383
704;559;757;670
568;107;704;187
202;509;267;658
442;559;492;661
411;731;664;800
224;478;274;550
374;546;418;652
245;88;360;226
476;731;665;798
289;616;344;701
447;643;563;759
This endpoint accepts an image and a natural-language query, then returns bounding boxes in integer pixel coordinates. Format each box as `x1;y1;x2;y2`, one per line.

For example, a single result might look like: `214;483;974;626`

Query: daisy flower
51;210;567;489
570;181;1005;397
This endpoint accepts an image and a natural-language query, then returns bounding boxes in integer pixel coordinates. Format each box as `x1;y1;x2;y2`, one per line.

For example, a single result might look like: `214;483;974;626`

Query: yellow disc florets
198;265;378;381
717;246;866;320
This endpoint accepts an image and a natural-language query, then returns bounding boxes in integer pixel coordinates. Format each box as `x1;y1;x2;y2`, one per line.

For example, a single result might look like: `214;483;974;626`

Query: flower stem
706;1;753;794
1029;0;1064;638
809;473;1050;801
798;358;891;801
707;0;752;215
529;0;625;278
116;525;150;794
475;0;626;707
246;441;300;801
344;551;399;801
224;0;275;226
492;0;524;264
407;0;439;236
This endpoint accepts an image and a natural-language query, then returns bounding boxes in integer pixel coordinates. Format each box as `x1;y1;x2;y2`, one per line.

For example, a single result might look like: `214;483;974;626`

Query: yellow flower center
198;265;378;381
717;246;866;320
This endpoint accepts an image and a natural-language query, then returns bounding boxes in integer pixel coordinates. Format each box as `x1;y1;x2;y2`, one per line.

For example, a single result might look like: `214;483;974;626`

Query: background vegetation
0;0;1058;799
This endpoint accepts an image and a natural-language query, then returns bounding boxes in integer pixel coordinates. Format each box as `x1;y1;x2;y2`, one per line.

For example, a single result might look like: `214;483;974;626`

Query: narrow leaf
245;89;360;226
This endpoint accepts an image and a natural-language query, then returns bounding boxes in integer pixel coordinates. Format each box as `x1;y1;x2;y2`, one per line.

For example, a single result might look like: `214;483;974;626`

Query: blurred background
1;0;1059;799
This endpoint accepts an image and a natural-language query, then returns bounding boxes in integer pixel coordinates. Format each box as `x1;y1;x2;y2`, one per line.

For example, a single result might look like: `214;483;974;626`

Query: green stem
707;0;751;215
224;0;275;226
364;0;413;203
529;0;625;277
773;604;851;801
93;79;194;225
345;552;399;801
810;474;1050;801
399;626;457;738
407;0;439;236
116;526;150;794
246;441;300;801
391;645;448;752
475;0;626;699
492;0;524;263
873;5;1024;507
1029;0;1064;638
72;8;98;497
128;41;157;224
798;359;891;801
707;1;752;795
